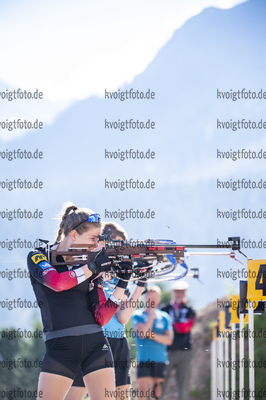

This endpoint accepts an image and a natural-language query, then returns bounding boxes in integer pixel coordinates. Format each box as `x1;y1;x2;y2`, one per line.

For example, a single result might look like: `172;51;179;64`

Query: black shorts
72;337;131;387
42;332;113;380
137;362;167;379
109;337;131;387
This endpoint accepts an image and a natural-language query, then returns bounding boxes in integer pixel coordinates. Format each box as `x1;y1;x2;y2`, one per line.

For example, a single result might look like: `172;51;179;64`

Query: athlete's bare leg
83;367;115;400
64;386;87;400
37;372;73;400
64;379;129;399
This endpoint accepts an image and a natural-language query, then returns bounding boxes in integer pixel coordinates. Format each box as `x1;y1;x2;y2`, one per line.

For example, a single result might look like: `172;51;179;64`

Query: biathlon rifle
42;235;241;282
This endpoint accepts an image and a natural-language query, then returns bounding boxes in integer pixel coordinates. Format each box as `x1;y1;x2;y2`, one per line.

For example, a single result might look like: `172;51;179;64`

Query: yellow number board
212;322;218;341
219;311;225;334
247;260;266;301
231;294;248;324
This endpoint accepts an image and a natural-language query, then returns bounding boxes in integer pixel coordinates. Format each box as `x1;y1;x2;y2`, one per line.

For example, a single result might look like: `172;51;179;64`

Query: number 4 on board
247;260;266;301
255;264;266;297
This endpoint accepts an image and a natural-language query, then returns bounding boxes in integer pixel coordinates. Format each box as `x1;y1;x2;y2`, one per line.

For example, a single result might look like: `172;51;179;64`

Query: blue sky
0;0;247;141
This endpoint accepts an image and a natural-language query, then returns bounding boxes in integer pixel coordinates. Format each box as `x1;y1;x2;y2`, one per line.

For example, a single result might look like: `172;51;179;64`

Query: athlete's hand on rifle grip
136;260;151;287
116;261;133;288
88;255;114;275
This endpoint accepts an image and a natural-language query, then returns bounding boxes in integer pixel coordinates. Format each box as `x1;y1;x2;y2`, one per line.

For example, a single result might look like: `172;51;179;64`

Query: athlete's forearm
116;285;144;325
89;281;127;326
27;251;91;292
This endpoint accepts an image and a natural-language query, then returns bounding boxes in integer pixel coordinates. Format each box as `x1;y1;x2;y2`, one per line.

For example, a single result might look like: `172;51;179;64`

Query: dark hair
55;202;102;243
102;222;127;241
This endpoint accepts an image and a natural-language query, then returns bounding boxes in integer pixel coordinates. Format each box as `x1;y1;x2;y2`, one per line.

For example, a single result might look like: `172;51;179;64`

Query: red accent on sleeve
43;270;78;292
92;286;119;326
173;318;195;334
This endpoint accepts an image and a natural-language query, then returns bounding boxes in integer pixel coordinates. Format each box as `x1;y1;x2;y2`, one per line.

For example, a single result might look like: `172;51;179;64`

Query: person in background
132;286;173;400
161;281;196;400
66;221;147;400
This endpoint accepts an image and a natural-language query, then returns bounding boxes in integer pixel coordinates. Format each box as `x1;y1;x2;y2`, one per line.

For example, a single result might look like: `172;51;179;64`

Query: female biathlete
65;222;147;400
27;204;132;400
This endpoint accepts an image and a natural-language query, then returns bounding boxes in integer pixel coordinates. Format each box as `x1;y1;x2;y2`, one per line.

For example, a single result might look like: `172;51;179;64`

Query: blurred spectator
132;286;173;399
161;281;196;400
